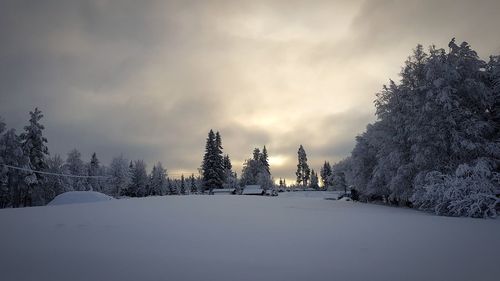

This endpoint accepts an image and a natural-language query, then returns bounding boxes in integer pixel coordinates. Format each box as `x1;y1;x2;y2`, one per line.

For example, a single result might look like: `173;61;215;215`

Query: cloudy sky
1;0;499;182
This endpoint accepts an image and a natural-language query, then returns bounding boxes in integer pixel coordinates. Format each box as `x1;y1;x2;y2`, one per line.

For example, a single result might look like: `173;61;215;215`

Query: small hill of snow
47;191;114;206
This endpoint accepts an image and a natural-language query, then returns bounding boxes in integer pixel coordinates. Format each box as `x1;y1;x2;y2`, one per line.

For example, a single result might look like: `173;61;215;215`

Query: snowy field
0;192;499;281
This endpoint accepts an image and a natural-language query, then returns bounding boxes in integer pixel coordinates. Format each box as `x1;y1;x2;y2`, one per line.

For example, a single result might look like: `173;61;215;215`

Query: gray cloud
1;0;499;182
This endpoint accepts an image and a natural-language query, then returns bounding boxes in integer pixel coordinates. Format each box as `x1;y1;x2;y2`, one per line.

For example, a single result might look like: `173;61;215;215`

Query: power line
1;164;110;179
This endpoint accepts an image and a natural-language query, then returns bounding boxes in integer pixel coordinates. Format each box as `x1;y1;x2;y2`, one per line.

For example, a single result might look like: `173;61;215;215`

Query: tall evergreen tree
201;130;224;193
65;149;87;191
107;155;130;197
310;169;319;190
128;160;148;197
0;129;34;207
296;145;310;188
190;174;197;193
260;146;270;174
149;162;167;196
87;152;103;192
320;161;333;189
20;108;49;206
180;174;186;195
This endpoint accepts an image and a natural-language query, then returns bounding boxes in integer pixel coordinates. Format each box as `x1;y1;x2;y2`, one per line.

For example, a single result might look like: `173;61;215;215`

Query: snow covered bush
412;159;499;218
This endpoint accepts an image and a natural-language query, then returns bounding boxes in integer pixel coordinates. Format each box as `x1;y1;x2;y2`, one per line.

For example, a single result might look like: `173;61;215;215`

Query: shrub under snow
412;159;499;218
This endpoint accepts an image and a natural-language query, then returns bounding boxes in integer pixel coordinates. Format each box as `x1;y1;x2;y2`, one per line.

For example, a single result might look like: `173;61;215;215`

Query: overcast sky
1;0;499;181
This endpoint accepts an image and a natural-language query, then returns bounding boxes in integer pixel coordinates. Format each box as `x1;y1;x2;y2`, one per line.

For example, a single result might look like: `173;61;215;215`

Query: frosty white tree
341;39;499;217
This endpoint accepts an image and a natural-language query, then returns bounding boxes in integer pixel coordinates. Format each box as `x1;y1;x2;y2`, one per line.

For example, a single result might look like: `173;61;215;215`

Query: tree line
0;109;205;208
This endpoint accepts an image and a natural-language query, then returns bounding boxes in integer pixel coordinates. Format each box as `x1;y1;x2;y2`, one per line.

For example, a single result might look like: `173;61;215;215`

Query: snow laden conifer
180;174;186;195
222;154;238;190
20;108;49;206
87;153;104;192
189;174;198;194
201;130;225;193
240;146;272;190
310;169;319;190
149;162;167;196
127;160;148;197
296;145;310;188
107;155;130;197
65;149;87;191
0;129;34;207
320;161;333;190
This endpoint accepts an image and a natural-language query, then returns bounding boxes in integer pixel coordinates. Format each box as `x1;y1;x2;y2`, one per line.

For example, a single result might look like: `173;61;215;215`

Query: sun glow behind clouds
269;155;289;167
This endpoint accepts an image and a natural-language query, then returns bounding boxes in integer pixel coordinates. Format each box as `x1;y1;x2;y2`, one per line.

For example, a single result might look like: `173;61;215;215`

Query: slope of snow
0;195;499;281
47;191;114;206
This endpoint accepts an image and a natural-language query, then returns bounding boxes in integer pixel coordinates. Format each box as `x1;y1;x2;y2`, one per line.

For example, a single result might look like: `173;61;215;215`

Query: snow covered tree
295;145;310;188
44;154;72;202
0;129;35;207
260;146;270;174
240;146;271;189
310;169;319;190
201;130;225;193
87;152;104;192
180;174;186;195
412;159;499;218
20;108;49;206
149;162;167;196
189;174;198;194
107;155;130;197
223;155;232;171
65;149;87;191
127;160;148;197
320;161;333;190
344;39;500;215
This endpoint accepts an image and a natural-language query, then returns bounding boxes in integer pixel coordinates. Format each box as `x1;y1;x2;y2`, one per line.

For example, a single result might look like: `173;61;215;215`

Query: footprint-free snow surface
47;191;114;206
0;193;499;281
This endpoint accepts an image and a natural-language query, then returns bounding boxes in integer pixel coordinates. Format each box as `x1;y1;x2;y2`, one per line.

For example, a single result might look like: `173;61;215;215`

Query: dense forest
331;39;499;218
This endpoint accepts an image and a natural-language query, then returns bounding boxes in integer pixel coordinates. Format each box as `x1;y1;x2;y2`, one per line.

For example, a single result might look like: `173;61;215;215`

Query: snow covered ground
0;192;499;281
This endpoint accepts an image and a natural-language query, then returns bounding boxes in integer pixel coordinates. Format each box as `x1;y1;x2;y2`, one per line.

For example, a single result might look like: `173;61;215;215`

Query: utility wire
1;164;110;179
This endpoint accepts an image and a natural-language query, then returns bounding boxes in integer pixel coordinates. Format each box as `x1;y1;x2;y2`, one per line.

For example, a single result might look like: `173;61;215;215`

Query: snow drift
47;191;114;206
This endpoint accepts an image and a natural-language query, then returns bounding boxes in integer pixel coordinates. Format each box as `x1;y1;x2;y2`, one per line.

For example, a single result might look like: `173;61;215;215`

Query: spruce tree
190;174;197;193
260;146;270;174
310;169;319;190
201;130;224;193
320;161;332;189
20;108;49;206
296;145;310;188
87;153;102;192
180;174;186;195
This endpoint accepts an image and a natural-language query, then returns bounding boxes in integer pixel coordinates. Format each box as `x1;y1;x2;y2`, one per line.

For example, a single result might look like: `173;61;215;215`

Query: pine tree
87;153;103;192
260;146;270;174
65;149;87;191
223;155;232;171
149;162;167;196
107;155;130;197
20;108;49;206
0;129;34;207
190;174;197;194
214;132;225;185
310;169;319;190
201;130;224;193
128;160;148;197
180;174;186;195
296;145;310;188
320;161;333;189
